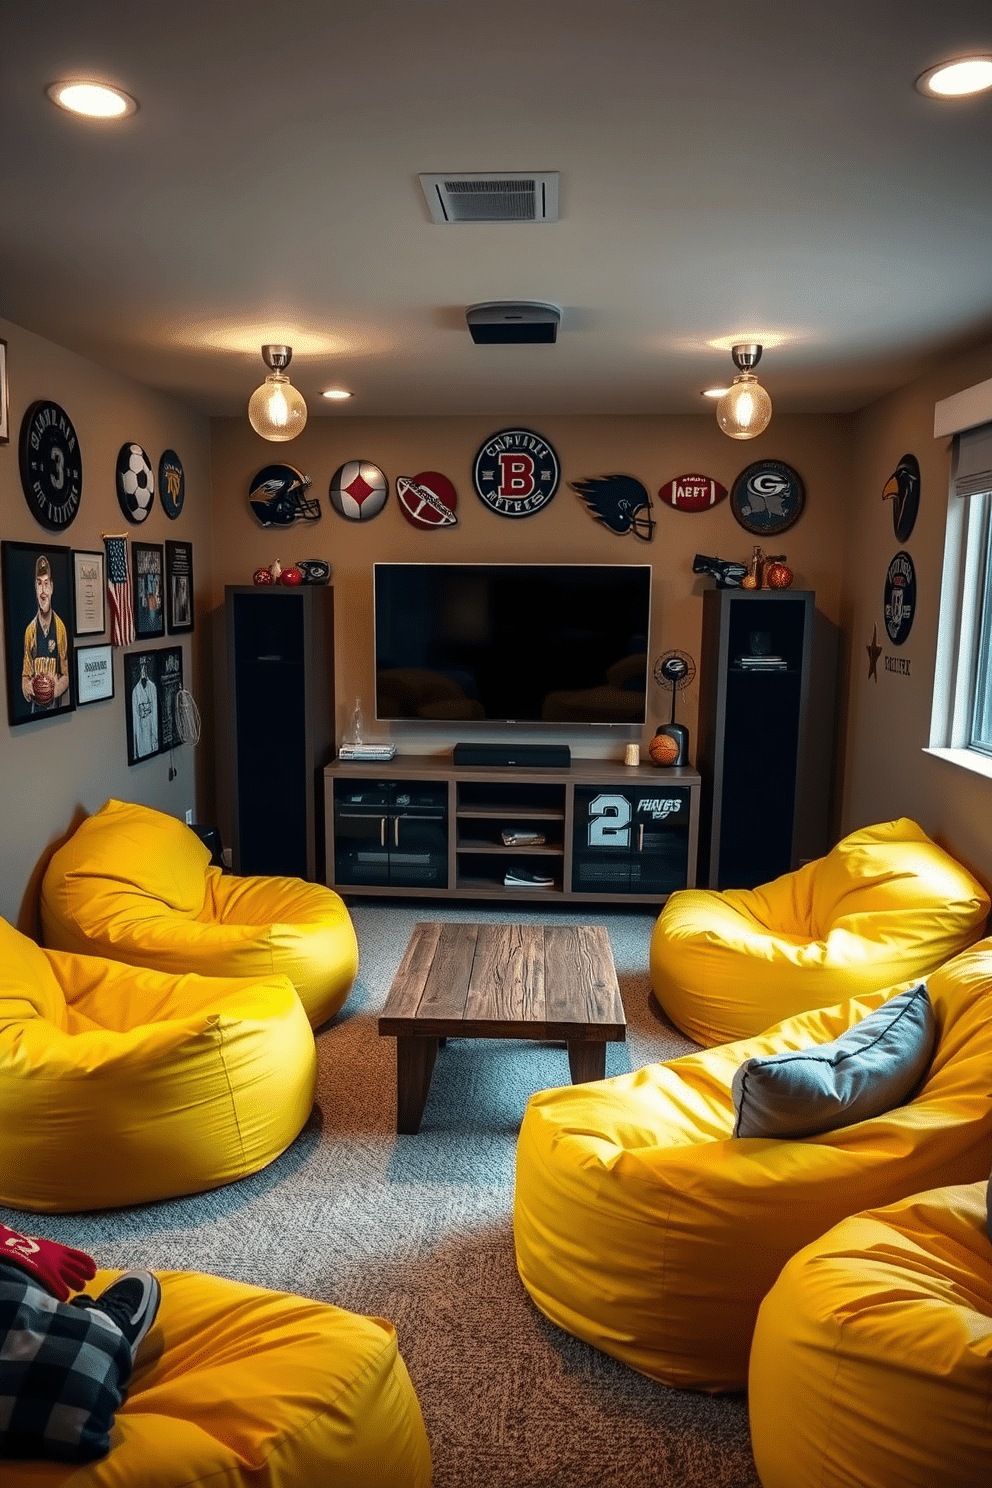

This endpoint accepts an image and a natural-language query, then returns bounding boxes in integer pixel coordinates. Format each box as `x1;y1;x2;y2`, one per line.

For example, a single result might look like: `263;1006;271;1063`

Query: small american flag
104;534;135;647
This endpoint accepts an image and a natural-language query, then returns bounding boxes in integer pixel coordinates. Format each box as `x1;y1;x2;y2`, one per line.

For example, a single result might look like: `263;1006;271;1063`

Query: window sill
924;746;992;780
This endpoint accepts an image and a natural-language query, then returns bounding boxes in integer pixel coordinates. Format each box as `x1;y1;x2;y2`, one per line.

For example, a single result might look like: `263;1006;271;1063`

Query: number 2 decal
587;793;632;848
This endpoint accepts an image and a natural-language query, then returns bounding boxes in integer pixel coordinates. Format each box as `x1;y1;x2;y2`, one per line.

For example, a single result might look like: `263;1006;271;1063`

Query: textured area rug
4;900;760;1487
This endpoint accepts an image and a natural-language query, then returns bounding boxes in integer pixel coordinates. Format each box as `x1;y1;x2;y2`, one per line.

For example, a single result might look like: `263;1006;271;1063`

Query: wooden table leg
567;1039;606;1085
395;1036;439;1134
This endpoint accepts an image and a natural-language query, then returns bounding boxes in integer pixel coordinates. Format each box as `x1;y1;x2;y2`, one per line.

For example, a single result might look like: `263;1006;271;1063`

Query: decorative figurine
692;553;748;588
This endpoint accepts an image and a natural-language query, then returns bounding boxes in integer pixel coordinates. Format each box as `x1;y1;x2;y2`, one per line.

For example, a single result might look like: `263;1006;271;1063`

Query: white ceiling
3;1;992;421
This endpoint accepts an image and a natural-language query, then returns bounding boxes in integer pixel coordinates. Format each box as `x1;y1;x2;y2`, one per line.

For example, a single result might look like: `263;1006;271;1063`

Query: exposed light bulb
715;344;772;440
248;346;308;441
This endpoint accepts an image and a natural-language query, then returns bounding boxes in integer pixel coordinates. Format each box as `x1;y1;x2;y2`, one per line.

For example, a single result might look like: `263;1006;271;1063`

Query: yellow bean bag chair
0;915;316;1213
749;1181;992;1488
0;1268;431;1487
40;799;359;1029
513;939;992;1392
651;817;989;1046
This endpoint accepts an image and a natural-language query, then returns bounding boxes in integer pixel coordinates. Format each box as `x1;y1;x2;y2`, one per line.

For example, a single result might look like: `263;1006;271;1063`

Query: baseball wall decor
882;453;920;542
730;460;805;536
396;472;458;528
473;428;560;517
329;461;389;521
19;401;83;530
658;472;728;512
570;475;655;538
248;464;321;526
884;551;916;645
158;449;186;519
116;443;155;524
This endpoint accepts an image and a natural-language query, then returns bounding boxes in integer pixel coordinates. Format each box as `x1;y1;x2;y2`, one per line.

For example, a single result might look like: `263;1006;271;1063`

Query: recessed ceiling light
46;80;137;118
320;388;353;401
701;387;729;399
916;55;992;98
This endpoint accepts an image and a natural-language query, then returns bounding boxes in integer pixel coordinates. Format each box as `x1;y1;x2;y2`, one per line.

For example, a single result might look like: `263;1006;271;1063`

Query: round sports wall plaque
730;459;805;536
18;400;83;530
472;428;560;517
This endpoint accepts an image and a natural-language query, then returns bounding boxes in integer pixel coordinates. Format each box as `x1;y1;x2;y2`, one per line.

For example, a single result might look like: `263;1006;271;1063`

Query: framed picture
75;643;115;705
0;338;8;445
71;549;106;636
132;541;164;639
124;648;162;763
157;646;184;752
1;540;76;725
165;540;194;634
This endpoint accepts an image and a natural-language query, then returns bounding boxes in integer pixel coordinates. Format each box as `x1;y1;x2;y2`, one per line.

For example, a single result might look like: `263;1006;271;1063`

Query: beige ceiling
3;1;992;421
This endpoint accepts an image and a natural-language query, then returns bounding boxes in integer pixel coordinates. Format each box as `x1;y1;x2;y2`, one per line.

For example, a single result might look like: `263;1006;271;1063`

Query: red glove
0;1224;97;1302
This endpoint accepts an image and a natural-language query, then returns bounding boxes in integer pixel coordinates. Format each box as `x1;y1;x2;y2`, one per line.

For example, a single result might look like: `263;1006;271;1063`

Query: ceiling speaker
465;302;560;344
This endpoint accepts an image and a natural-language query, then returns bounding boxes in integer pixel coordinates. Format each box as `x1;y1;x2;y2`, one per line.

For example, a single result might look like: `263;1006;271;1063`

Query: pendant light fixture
248;345;308;441
716;344;772;440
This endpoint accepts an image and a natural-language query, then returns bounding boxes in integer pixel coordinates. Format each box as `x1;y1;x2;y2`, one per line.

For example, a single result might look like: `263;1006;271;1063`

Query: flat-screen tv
374;563;652;725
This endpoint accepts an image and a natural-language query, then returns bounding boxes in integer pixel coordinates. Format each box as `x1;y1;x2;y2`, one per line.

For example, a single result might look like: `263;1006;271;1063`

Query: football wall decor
569;475;655;538
115;443;155;524
658;472;728;512
472;428;560;517
396;472;458;528
248;464;321;526
329;461;389;521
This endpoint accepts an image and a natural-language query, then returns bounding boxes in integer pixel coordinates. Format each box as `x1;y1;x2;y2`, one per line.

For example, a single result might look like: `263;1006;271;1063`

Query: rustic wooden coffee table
378;921;626;1133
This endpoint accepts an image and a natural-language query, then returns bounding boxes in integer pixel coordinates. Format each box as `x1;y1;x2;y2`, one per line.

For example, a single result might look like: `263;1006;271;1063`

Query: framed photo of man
132;541;165;639
165;540;194;634
124;648;162;763
1;540;76;726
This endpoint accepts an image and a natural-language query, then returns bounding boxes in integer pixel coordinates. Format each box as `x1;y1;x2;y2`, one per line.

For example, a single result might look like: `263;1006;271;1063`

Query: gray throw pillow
731;983;935;1140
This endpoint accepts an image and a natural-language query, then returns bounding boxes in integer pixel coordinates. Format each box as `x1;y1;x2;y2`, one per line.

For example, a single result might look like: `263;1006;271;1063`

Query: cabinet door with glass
333;780;448;889
571;784;692;896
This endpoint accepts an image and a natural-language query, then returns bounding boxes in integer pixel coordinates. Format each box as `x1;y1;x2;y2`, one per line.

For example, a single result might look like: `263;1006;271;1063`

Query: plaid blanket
0;1261;131;1462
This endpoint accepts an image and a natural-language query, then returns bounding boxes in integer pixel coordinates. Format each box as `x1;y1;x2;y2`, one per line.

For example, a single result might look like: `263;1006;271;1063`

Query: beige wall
209;410;852;842
841;338;992;892
0;320;213;932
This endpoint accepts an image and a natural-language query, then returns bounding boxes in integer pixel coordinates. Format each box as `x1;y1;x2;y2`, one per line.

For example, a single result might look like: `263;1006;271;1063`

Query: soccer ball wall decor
116;443;156;524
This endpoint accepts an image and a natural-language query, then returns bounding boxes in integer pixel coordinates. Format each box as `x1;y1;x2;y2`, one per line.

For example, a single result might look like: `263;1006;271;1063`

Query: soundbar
452;742;572;768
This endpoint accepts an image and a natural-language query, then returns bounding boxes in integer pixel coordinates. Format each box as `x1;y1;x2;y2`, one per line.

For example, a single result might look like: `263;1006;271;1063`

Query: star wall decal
866;623;882;682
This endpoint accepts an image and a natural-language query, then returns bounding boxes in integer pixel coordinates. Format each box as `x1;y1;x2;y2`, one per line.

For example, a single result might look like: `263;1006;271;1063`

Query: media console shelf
324;755;700;904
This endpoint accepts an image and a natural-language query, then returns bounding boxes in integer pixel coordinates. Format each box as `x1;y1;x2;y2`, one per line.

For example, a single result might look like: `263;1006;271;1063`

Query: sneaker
81;1271;161;1360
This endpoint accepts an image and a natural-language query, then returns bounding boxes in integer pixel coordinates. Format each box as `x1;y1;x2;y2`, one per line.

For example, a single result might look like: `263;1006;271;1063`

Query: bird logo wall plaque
883;551;916;645
329;461;389;521
396;472;458;528
882;453;920;543
472;428;560;517
158;449;185;520
570;475;655;538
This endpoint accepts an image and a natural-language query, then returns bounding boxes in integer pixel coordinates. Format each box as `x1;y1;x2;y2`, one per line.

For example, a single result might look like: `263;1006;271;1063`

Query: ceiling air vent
419;172;559;224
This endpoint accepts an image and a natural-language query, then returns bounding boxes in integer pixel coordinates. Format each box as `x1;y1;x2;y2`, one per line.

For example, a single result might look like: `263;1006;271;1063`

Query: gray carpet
4;900;760;1487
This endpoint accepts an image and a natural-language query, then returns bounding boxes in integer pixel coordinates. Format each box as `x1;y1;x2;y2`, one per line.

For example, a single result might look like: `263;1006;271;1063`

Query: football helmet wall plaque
570;474;656;539
248;464;321;526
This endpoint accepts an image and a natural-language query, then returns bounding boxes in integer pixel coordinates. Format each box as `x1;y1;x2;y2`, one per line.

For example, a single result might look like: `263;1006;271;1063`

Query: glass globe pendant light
716;344;772;440
248;345;308;441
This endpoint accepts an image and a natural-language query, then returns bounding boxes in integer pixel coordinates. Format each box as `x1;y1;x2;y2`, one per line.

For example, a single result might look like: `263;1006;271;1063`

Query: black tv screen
374;563;651;725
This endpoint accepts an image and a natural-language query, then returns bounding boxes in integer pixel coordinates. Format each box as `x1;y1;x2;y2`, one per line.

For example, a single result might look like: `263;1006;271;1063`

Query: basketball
649;732;680;766
32;673;55;705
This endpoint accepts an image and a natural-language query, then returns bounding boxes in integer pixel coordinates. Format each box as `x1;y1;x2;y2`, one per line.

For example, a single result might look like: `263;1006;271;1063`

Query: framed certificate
72;549;106;636
76;643;114;704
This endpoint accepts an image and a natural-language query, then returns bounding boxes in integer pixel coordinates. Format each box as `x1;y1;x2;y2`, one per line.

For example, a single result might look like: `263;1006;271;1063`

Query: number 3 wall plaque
19;400;83;530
